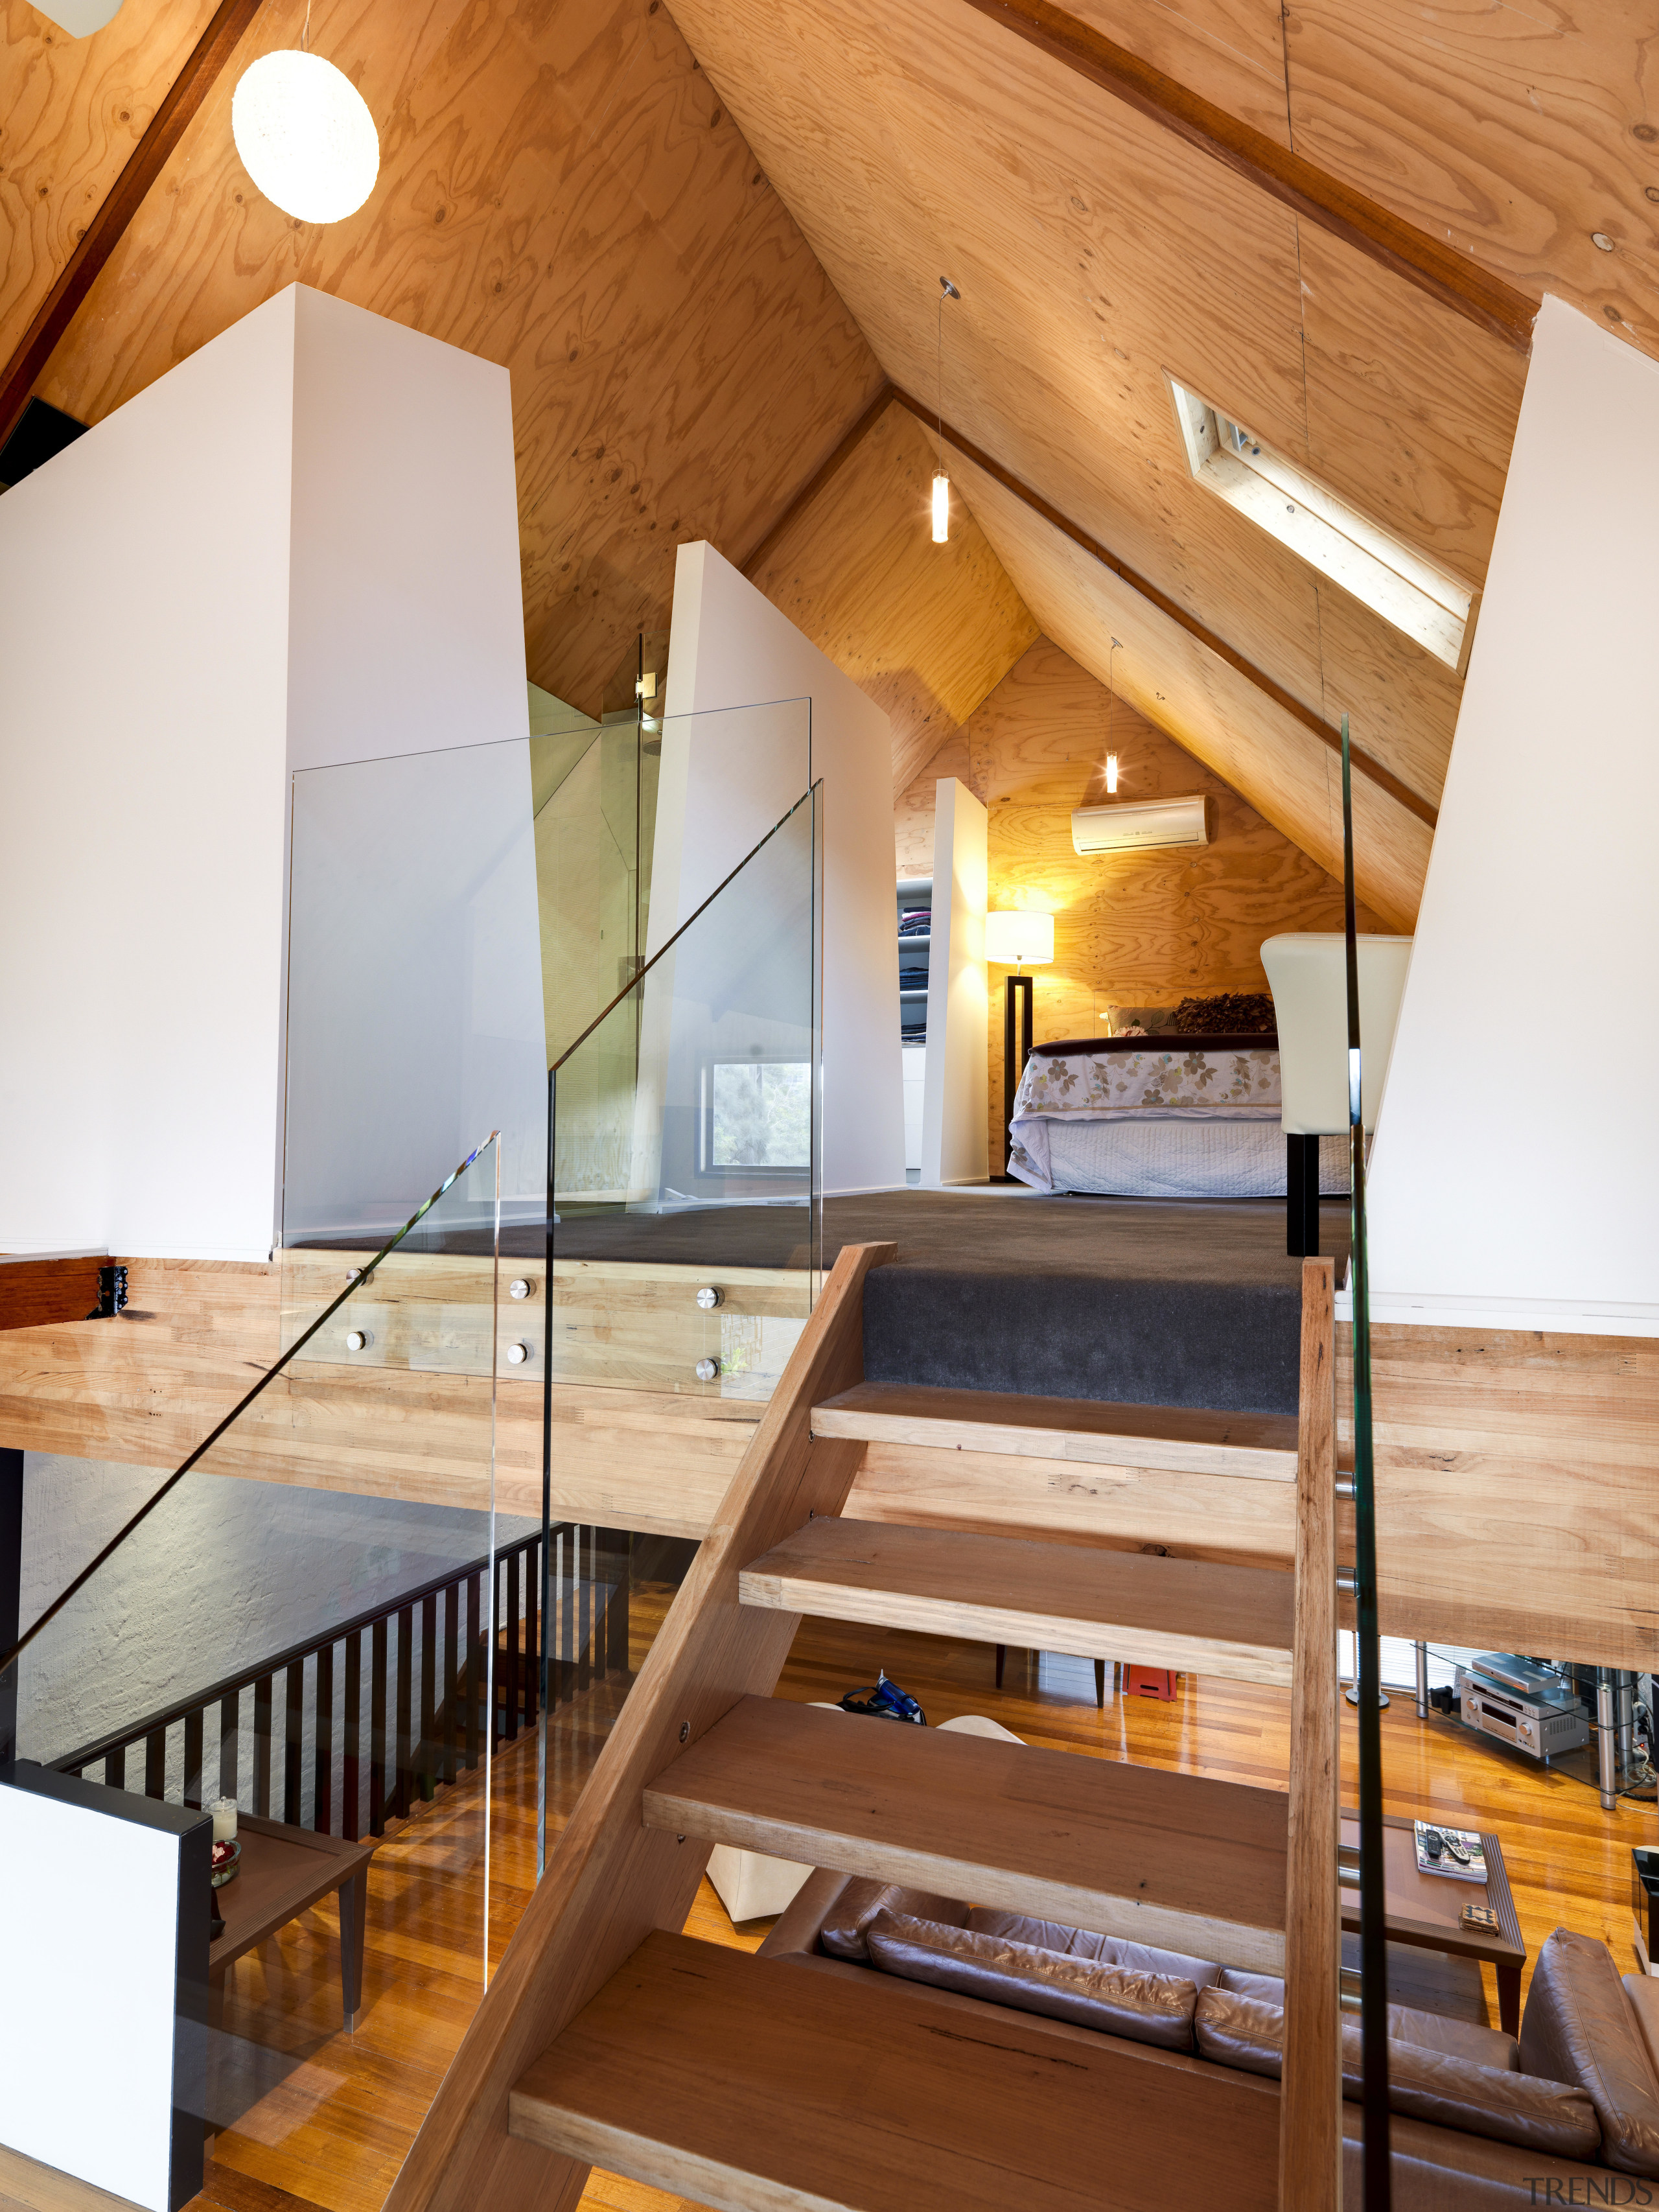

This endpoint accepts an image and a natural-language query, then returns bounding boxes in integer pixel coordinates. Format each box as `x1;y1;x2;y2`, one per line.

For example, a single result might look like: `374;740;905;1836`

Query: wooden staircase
384;1240;1343;2212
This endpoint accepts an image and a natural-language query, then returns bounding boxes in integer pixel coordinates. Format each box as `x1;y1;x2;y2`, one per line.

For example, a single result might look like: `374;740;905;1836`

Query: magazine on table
1414;1821;1487;1881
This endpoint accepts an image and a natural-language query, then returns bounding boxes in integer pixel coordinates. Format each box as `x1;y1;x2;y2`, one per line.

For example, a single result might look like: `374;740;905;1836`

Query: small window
1165;374;1478;673
704;1058;811;1172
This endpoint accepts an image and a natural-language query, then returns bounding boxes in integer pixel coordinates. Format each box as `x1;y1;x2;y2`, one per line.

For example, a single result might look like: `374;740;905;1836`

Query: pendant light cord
301;0;311;50
935;276;958;469
1108;634;1121;749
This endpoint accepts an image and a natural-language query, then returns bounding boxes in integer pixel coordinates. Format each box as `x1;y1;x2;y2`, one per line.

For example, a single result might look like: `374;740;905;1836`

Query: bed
1007;1032;1350;1200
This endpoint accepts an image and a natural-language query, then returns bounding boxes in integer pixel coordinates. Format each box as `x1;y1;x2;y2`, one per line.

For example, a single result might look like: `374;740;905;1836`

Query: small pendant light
1104;636;1122;792
933;277;959;544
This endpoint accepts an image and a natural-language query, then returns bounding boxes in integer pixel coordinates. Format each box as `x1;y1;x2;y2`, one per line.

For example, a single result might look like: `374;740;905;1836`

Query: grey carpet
548;1189;1351;1417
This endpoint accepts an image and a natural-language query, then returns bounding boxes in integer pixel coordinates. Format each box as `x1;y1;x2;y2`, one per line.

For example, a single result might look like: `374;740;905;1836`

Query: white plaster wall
655;542;904;1194
1367;296;1659;1329
0;284;532;1261
921;778;989;1185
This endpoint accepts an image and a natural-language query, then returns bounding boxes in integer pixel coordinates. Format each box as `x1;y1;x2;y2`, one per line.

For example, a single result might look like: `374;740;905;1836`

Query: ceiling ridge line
887;385;1439;830
957;0;1537;355
0;0;268;453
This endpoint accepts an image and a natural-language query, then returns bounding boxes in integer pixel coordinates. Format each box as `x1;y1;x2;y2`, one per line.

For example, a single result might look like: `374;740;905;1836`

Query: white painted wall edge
1334;1286;1659;1337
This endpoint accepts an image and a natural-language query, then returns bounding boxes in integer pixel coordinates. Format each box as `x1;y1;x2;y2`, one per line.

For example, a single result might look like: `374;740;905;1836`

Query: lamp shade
232;51;380;225
985;911;1054;966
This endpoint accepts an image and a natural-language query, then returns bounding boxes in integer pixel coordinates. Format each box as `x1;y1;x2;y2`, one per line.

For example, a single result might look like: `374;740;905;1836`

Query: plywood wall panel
0;0;218;371
1297;225;1527;589
902;636;1388;1158
28;0;885;714
1286;0;1659;362
748;400;1038;795
950;448;1432;929
1061;0;1294;147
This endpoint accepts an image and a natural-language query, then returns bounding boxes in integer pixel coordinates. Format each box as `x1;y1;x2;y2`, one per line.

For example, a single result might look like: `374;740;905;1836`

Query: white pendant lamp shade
931;471;950;543
232;51;380;224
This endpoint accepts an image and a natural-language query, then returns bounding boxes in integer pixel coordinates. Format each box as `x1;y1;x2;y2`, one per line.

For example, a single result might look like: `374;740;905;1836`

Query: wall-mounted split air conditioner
1071;795;1211;855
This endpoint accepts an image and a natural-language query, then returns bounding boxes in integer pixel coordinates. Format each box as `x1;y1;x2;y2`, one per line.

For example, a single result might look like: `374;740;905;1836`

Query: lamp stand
997;972;1034;1180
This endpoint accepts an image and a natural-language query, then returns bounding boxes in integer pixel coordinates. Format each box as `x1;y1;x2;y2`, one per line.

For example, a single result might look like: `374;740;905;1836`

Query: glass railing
549;776;822;1405
0;1139;575;2207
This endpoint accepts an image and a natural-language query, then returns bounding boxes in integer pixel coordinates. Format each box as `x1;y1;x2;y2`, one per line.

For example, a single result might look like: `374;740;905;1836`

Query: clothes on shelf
898;909;931;937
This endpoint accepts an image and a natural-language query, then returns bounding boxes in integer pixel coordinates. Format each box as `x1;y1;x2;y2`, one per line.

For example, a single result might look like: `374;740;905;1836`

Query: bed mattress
1014;1116;1351;1200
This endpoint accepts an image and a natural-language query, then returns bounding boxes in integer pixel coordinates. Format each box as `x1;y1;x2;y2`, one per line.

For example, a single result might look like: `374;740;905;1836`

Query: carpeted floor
550;1189;1352;1417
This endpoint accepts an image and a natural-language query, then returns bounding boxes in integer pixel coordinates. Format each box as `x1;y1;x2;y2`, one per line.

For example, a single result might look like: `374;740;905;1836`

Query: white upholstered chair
1260;933;1413;1257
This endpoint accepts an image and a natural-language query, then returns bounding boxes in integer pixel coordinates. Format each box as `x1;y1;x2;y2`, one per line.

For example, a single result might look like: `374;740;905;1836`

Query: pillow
1105;1003;1178;1036
1194;1990;1599;2158
865;1909;1198;2050
967;1907;1224;1990
1521;1928;1659;2175
818;1878;967;1962
1168;992;1276;1035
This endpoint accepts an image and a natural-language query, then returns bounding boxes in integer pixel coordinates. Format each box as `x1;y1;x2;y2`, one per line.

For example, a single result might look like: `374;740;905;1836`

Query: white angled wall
657;541;904;1194
1367;295;1659;1330
0;283;529;1261
921;777;988;1185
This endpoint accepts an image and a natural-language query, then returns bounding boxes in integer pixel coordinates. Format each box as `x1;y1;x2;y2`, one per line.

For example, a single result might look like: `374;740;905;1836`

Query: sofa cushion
966;1909;1224;1991
1220;1966;1285;2005
1521;1928;1659;2175
867;1911;1198;2051
1194;1991;1599;2159
1387;2005;1521;2073
818;1880;968;1962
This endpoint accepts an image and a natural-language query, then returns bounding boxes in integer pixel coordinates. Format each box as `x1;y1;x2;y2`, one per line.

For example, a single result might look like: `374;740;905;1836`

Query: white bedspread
1014;1117;1350;1200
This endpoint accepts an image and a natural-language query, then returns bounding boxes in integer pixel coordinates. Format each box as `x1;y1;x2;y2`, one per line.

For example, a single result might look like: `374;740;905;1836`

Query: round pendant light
231;50;380;225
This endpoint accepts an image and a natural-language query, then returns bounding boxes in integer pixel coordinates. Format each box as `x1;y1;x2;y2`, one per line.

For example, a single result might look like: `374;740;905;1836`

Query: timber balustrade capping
49;1524;634;1840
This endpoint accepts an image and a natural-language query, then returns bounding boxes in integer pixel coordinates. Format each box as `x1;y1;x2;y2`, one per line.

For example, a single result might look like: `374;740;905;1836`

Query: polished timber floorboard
189;1602;1651;2212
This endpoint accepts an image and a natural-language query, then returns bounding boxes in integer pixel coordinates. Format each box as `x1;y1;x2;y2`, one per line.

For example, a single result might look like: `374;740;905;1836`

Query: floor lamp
986;911;1054;1179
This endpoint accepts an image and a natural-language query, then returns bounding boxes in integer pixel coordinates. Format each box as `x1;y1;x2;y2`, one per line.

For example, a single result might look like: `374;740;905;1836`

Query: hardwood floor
187;1598;1650;2212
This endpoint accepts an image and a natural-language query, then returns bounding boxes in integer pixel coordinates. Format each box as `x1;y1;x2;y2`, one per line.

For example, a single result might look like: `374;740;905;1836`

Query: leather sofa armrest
1622;1973;1659;2088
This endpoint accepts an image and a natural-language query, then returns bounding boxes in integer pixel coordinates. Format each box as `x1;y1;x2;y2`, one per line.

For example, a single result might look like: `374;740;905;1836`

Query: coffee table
208;1813;376;2030
1340;1811;1526;2035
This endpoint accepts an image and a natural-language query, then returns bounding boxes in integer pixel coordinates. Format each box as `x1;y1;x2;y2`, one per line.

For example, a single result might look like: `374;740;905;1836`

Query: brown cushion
1220;1966;1285;2005
818;1880;967;1962
1522;1929;1659;2175
966;1908;1224;1991
1389;2004;1521;2073
1194;1991;1599;2158
866;1910;1198;2051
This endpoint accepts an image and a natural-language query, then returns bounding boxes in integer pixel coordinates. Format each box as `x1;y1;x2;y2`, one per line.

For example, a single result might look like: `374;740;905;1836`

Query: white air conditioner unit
1071;795;1211;855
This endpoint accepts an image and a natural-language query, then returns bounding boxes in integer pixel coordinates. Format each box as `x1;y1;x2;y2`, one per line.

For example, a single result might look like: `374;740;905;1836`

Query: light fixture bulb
1105;753;1119;793
232;50;380;225
931;471;949;544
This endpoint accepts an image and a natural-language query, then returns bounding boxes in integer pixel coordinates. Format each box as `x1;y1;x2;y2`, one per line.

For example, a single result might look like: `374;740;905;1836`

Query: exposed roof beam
739;380;896;577
888;385;1439;830
958;0;1537;355
0;0;266;450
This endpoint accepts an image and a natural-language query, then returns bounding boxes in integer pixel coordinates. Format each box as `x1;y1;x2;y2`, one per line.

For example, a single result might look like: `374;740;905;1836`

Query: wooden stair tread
509;1930;1281;2212
739;1517;1295;1686
812;1380;1297;1479
644;1694;1288;1969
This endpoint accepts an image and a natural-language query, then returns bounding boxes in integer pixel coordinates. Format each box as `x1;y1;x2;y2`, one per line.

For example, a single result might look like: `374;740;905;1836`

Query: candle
212;1797;238;1844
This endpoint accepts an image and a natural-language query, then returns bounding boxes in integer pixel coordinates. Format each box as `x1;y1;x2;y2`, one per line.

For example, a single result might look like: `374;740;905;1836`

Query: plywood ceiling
662;0;1540;919
747;398;1038;793
2;0;885;713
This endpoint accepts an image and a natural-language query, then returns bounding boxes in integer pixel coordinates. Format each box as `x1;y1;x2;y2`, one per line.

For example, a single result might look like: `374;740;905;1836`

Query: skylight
1165;375;1478;673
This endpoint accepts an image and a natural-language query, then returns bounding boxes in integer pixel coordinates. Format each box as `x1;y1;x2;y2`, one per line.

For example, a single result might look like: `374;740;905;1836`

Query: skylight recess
1165;374;1478;673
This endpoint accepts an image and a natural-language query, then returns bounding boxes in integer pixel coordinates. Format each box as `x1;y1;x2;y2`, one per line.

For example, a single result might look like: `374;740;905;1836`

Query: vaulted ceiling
4;0;1654;924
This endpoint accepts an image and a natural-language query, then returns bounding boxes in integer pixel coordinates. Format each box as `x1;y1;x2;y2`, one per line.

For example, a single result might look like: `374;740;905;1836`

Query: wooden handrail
1281;1255;1341;2207
384;1237;898;2212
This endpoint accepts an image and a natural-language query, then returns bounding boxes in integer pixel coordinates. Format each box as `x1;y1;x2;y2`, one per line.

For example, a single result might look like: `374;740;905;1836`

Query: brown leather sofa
761;1870;1659;2206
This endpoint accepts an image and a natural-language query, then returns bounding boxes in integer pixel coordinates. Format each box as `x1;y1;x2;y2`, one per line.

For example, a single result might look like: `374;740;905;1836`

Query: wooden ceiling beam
957;0;1537;355
740;380;897;577
890;385;1439;830
0;0;266;451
